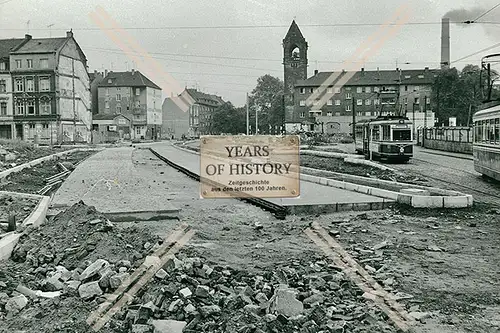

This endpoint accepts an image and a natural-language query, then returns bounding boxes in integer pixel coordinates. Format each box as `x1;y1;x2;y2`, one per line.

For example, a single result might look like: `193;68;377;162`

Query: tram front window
393;129;411;141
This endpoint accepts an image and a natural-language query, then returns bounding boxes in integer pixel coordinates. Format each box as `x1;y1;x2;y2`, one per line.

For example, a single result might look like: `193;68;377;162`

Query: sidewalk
51;147;180;216
416;146;474;160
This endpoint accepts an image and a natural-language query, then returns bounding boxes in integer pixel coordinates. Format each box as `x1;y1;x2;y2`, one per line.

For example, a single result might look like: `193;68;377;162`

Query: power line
451;41;500;64
0;0;16;5
3;21;500;31
474;3;500;22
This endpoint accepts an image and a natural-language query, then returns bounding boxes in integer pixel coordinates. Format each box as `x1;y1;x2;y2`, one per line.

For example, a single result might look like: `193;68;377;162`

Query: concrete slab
50;147;180;220
149;142;392;213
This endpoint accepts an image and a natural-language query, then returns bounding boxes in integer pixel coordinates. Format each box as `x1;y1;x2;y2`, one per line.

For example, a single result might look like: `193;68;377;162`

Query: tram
472;103;500;181
354;115;414;162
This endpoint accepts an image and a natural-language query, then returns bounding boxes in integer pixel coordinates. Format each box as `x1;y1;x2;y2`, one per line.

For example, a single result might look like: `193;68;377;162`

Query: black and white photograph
0;0;500;332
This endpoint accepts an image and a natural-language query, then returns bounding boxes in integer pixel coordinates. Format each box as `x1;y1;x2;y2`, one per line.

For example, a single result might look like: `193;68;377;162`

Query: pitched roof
0;38;26;59
11;37;67;54
185;88;224;106
295;68;440;87
284;20;305;41
93;113;131;121
98;70;161;89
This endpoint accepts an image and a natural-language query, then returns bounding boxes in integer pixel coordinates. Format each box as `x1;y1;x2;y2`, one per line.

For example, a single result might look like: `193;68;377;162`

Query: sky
1;0;499;106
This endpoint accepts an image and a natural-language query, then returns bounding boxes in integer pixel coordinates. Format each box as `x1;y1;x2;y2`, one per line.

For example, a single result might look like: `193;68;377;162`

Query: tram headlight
399;147;404;153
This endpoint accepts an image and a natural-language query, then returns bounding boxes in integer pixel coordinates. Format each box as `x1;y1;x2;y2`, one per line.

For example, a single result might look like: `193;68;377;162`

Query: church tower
283;20;308;130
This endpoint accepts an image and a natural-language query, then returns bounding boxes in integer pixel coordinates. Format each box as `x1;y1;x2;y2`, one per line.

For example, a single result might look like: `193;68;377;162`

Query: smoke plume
444;7;500;39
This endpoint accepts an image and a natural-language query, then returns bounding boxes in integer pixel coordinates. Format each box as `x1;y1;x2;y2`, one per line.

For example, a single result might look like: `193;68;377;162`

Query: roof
295;68;440;87
11;37;67;54
185;88;224;106
98;70;161;90
0;38;26;59
284;20;305;41
92;113;131;121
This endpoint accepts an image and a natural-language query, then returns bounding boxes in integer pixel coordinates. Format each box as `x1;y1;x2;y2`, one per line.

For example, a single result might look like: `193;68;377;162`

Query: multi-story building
178;88;224;137
97;69;162;140
162;94;190;139
283;21;437;134
89;70;104;115
9;31;91;143
0;37;26;139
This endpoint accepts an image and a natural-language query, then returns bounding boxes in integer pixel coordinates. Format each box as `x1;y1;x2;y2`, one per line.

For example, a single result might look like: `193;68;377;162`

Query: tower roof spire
284;20;305;41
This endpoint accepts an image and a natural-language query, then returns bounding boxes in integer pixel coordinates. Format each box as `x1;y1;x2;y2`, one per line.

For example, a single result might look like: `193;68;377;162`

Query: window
27;100;35;114
327;87;333;93
300;112;305;118
365;99;371;105
327;99;333;106
346;105;351;112
105;101;109;109
39;77;50;91
15;78;23;92
356;87;362;93
136;127;142;135
26;78;34;92
27;59;33;68
40;59;48;68
16;60;22;68
0;80;5;92
116;94;121;101
365;87;371;93
372;126;380;140
334;87;341;93
0;62;5;70
357;99;362;106
404;98;408;104
40;101;51;115
136;88;140;96
415;97;419;104
345;93;352;99
374;99;380;105
335;100;341;106
0;102;6;116
300;88;305;94
16;101;25;115
405;85;408;91
373;86;379;92
117;106;122;113
309;88;314;93
327;112;332;116
418;75;424;79
405;75;411;79
393;129;411;141
299;100;306;106
365;112;371;116
426;97;430;104
106;88;110;95
335;112;340;116
382;125;390;141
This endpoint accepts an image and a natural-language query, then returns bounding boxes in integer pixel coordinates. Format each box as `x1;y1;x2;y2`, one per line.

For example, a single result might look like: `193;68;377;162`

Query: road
393;146;500;206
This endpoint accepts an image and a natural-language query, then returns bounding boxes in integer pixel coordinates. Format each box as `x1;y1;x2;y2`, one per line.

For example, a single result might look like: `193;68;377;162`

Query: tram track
148;147;288;220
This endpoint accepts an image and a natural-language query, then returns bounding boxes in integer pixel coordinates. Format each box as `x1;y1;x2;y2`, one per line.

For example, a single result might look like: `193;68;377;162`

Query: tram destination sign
200;135;300;199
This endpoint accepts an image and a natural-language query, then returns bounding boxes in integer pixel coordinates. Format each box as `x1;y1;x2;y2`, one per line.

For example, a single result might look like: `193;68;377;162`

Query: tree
249;75;284;135
211;102;246;135
432;64;499;126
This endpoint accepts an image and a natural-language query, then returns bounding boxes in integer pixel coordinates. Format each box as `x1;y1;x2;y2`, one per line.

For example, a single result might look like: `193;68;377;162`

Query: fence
418;127;473;154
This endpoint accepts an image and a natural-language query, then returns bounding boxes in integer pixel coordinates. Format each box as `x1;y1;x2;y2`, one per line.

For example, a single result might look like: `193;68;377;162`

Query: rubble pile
0;194;39;233
0;142;65;172
0;201;160;333
106;254;398;333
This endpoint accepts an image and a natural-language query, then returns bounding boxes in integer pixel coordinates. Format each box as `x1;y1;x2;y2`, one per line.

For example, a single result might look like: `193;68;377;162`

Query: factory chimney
441;17;450;69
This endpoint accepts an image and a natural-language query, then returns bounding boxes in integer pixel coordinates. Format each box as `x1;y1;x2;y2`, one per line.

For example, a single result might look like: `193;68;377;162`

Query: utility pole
423;97;427;146
255;104;258;135
246;93;249;135
72;59;76;144
352;97;355;139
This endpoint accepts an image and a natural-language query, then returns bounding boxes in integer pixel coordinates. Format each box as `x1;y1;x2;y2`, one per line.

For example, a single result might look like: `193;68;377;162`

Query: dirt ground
0;151;96;194
0;140;73;172
0;195;39;233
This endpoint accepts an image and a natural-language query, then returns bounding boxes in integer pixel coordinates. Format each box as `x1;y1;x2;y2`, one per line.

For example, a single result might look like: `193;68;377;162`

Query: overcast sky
1;0;499;106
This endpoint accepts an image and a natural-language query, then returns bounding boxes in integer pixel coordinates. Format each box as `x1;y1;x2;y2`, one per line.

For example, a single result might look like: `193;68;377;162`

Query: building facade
8;31;91;143
91;113;131;143
0;38;26;139
89;70;104;115
97;70;162;140
180;88;224;137
162;95;189;139
283;21;437;135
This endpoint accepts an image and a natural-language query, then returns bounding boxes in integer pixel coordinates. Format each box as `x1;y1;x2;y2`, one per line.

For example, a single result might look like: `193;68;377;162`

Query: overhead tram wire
4;21;500;31
473;3;500;22
451;41;500;64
